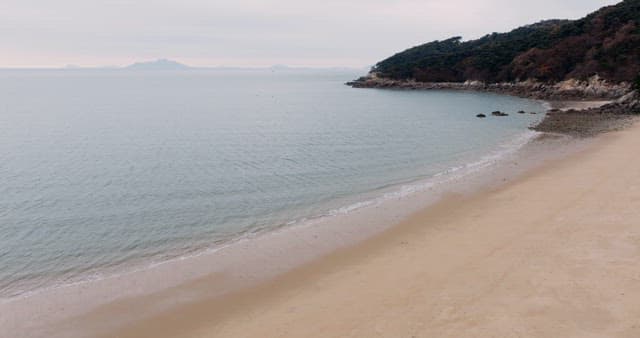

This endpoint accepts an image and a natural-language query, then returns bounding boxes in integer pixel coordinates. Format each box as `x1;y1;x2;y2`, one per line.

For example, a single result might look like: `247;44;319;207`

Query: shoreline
105;111;640;338
2;97;633;337
0;108;543;300
1;128;561;338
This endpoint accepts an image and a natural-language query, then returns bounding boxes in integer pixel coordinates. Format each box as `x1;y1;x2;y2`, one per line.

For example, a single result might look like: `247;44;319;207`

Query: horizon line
0;65;370;71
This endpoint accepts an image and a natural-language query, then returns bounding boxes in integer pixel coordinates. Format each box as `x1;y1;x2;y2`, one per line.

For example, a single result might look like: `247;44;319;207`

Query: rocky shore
533;91;640;137
347;74;631;100
348;74;640;137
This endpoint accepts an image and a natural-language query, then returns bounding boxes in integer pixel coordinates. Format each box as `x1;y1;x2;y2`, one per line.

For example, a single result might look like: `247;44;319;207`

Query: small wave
308;130;540;219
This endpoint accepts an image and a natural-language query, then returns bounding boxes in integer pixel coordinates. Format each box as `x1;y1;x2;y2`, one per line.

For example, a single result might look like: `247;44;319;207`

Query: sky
0;0;621;68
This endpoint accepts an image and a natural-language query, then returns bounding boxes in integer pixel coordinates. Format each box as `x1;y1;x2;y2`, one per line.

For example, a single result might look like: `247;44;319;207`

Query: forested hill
371;0;640;84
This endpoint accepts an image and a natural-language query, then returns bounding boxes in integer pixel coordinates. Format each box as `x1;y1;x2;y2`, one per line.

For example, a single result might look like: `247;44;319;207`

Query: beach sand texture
99;122;640;337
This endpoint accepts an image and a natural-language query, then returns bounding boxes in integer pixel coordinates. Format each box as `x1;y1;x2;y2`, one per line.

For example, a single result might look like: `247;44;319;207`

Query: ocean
0;68;545;298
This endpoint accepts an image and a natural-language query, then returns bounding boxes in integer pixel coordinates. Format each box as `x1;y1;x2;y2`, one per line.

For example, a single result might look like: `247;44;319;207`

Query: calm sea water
0;69;545;298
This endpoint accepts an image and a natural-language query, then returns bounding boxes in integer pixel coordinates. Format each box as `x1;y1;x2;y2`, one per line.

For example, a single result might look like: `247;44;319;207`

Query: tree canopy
372;0;640;84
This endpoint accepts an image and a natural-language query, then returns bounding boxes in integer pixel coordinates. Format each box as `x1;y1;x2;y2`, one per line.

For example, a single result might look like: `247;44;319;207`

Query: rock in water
476;114;487;118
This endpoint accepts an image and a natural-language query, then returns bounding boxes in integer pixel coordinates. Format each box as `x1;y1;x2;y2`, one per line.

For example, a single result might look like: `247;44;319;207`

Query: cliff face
369;0;640;85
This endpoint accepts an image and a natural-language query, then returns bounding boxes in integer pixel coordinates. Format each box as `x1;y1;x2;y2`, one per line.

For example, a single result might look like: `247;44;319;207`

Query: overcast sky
0;0;621;68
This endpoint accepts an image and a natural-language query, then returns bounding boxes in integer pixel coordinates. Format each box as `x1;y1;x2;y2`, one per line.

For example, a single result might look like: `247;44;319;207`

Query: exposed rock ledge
532;91;640;137
347;74;631;101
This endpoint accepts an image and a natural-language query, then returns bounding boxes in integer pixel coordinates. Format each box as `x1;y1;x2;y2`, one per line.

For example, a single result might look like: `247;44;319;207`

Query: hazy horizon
0;59;370;70
0;0;620;68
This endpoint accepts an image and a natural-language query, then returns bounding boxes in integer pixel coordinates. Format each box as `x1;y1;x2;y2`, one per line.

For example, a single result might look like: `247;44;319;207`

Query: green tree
370;0;640;84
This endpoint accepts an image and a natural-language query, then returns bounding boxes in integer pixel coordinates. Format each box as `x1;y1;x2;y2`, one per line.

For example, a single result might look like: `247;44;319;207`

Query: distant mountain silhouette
125;59;190;70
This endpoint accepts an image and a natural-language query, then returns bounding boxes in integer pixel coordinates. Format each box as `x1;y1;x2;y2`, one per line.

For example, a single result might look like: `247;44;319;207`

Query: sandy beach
58;111;637;337
2;0;639;337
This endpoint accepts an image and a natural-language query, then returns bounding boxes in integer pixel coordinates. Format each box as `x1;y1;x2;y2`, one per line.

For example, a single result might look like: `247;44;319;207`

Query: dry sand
95;121;640;337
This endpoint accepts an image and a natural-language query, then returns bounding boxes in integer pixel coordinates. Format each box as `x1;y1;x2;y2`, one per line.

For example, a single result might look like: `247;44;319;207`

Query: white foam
315;130;540;219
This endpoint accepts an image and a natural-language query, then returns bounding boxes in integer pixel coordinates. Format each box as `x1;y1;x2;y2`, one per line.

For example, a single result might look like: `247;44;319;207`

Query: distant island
349;0;640;103
125;59;191;70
